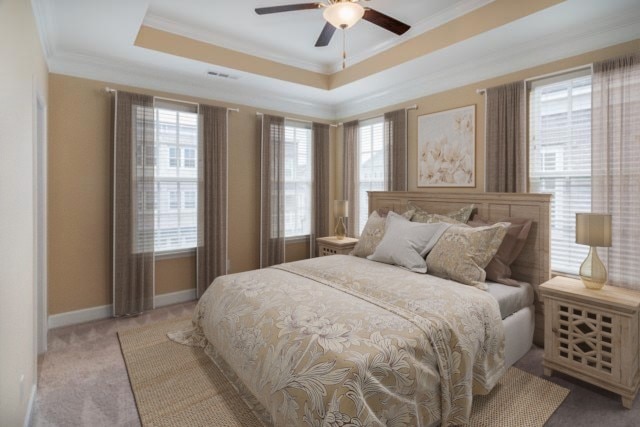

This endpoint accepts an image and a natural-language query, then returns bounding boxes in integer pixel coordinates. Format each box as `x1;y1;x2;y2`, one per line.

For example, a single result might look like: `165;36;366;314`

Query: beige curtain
342;121;359;237
311;123;330;257
592;52;640;290
384;109;408;191
196;105;228;298
113;91;155;316
485;81;526;192
260;115;286;267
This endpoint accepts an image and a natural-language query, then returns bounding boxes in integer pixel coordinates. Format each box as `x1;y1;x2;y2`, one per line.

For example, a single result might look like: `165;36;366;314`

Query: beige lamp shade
576;213;612;247
323;2;365;29
334;200;349;218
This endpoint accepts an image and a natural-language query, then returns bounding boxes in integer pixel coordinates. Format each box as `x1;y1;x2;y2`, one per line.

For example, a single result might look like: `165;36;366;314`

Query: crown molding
31;0;56;63
326;0;494;73
48;51;337;120
334;6;640;118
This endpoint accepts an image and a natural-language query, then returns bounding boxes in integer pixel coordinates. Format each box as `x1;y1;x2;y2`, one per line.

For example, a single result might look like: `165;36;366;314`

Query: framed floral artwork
417;105;475;187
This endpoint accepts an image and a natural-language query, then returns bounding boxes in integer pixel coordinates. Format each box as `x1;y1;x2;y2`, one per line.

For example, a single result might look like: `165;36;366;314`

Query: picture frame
417;105;476;187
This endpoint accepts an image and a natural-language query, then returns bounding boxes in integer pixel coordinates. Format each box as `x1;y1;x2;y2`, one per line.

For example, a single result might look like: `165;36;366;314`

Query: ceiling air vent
207;71;239;80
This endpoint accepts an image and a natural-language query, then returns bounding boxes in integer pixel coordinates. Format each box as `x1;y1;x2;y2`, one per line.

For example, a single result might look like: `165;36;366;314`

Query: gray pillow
367;212;451;273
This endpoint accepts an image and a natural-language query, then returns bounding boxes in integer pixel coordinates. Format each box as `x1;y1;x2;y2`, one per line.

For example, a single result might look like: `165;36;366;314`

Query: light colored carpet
119;317;569;427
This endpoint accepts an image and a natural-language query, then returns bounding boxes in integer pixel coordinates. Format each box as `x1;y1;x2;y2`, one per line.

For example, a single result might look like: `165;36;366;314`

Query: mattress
486;280;534;319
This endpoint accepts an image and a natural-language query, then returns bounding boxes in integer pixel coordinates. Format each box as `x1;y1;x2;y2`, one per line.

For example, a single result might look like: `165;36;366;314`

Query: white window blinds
358;117;385;235
529;70;592;274
284;120;312;238
153;100;198;252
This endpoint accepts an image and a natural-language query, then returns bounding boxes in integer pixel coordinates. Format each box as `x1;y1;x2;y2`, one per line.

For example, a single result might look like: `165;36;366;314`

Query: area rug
118;317;569;427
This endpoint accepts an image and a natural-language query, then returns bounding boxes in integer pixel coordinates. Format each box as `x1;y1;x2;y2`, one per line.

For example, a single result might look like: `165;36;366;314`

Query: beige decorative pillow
350;210;414;258
409;203;475;224
426;223;509;289
469;216;533;286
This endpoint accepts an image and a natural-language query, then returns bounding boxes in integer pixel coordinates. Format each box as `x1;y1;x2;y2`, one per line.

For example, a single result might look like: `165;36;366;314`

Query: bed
171;191;551;426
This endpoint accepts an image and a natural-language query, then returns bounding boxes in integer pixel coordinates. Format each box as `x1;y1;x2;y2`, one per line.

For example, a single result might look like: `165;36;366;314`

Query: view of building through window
283;121;313;238
358;117;385;235
530;71;592;274
148;103;199;252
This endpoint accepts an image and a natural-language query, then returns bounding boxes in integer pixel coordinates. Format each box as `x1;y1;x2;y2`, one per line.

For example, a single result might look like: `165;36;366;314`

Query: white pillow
367;212;451;273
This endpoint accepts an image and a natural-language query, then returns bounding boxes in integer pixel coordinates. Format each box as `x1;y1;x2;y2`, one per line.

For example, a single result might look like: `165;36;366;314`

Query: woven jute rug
119;317;569;427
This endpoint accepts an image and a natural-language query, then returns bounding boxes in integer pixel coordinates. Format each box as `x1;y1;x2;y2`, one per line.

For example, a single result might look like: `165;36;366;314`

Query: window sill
551;271;580;280
155;248;196;260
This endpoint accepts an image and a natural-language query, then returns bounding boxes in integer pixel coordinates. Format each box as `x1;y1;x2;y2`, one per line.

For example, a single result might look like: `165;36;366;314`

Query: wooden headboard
368;191;551;345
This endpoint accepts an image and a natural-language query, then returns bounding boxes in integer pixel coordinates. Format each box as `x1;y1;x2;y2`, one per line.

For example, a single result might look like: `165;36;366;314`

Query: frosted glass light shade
323;2;365;29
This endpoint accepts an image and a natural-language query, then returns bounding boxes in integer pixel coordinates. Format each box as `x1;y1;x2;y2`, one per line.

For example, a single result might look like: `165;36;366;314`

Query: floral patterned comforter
170;255;505;426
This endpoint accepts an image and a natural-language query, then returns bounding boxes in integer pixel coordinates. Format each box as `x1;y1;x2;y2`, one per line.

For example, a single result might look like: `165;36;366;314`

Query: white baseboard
47;289;196;329
155;288;196;308
23;384;36;427
48;304;112;329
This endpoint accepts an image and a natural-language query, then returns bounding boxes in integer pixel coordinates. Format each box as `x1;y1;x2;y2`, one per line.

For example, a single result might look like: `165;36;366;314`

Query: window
168;147;178;168
184;191;196;209
153;100;199;252
183;148;196;168
529;70;592;274
283;120;312;238
358;117;385;235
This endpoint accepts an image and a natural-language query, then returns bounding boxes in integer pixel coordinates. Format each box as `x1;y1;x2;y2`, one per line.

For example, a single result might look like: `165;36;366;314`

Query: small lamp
334;200;349;240
576;213;612;290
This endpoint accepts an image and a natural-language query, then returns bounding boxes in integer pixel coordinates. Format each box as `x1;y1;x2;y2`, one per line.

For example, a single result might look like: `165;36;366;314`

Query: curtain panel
592;52;640;290
342;121;359;237
260;115;286;267
113;91;155;316
485;81;527;192
384;109;408;191
197;105;228;298
311;123;330;257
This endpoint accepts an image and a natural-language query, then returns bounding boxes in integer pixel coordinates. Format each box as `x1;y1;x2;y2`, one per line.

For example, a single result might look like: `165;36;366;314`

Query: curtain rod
255;112;338;128
335;104;418;126
104;87;239;112
476;63;593;95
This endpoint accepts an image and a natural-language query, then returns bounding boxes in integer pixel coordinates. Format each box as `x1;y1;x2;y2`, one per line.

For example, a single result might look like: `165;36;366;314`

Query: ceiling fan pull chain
342;28;346;69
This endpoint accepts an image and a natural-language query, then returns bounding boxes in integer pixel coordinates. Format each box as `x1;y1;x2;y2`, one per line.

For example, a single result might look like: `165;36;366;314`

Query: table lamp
575;213;612;289
334;200;348;240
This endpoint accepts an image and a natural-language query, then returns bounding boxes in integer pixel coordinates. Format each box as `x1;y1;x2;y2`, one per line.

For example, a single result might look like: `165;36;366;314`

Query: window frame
282;119;313;242
357;116;386;236
150;99;200;257
528;67;593;276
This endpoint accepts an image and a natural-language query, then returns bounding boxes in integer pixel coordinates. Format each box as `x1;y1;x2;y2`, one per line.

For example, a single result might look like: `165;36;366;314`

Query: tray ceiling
34;0;640;119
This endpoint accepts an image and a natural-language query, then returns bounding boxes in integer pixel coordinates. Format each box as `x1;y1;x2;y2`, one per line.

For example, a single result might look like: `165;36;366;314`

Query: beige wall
0;0;49;424
334;39;640;201
48;74;335;315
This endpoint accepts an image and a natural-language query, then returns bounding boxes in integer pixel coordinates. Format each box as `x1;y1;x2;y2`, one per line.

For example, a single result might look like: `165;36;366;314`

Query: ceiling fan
255;1;411;48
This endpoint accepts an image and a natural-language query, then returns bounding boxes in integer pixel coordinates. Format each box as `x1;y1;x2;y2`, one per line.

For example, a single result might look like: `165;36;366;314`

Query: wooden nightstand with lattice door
316;236;358;257
540;276;640;408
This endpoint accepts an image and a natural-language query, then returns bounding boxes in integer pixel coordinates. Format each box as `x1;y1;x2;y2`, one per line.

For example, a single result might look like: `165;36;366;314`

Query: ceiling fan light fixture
323;2;365;29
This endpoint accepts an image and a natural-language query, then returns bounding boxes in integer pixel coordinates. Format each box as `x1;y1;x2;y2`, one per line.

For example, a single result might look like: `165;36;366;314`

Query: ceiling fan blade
363;8;411;35
255;3;322;15
315;22;336;47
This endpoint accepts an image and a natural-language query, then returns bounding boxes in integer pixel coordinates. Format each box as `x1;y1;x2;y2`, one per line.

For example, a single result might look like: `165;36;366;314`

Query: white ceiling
33;0;640;120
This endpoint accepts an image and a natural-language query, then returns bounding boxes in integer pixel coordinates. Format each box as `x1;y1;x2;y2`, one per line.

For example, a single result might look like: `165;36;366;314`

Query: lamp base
579;246;608;290
335;217;346;240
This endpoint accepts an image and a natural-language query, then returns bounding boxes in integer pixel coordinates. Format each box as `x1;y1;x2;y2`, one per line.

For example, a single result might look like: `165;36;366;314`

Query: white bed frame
368;191;552;360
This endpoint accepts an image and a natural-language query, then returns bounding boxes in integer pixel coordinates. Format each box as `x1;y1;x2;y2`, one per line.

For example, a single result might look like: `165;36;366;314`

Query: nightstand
540;276;640;408
316;236;358;257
